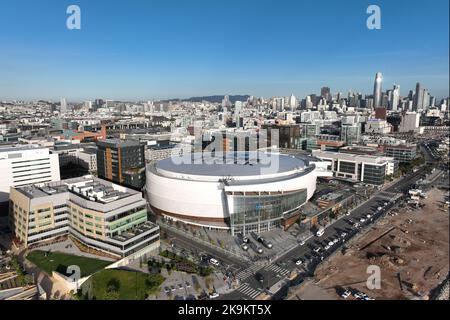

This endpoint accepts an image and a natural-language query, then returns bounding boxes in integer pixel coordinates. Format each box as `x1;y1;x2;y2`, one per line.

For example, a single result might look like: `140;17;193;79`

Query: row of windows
14;175;52;183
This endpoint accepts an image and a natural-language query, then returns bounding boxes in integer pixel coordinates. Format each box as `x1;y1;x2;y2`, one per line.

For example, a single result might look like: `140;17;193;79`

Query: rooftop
155;152;307;178
17;175;138;203
97;139;142;148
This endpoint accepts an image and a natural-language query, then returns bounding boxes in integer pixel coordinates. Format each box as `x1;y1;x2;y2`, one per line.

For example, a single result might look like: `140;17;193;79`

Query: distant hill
184;95;250;103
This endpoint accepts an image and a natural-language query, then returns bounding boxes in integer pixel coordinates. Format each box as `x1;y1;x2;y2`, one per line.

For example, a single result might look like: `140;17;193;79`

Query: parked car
341;290;351;299
295;259;303;266
209;258;220;266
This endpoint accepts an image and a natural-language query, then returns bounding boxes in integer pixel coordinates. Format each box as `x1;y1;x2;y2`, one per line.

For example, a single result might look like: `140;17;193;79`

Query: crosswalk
237;283;262;299
263;264;290;277
235;264;261;281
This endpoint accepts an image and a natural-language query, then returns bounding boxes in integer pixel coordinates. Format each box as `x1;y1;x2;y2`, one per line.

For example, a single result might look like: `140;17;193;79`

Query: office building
97;139;146;190
312;150;397;185
384;144;417;163
399;112;420;133
9;175;159;258
0;146;60;204
340;124;361;145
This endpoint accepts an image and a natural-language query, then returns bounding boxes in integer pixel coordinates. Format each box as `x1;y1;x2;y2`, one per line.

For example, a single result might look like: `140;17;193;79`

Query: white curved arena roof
151;152;315;182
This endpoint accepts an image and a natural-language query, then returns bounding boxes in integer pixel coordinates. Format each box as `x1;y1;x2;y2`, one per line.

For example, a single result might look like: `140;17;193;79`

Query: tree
204;276;214;290
103;290;119;300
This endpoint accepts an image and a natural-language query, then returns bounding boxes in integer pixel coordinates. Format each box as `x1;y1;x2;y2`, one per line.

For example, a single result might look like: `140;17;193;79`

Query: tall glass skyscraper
373;72;383;108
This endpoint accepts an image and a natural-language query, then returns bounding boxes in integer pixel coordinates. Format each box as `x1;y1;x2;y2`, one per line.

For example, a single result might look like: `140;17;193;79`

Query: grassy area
26;250;111;277
89;269;165;300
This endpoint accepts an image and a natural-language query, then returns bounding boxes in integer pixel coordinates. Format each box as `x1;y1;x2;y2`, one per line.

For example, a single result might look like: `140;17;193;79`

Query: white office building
312;150;397;185
0;146;60;203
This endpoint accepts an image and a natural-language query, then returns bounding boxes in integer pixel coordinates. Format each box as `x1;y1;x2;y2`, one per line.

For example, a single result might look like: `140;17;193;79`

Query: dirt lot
314;188;449;300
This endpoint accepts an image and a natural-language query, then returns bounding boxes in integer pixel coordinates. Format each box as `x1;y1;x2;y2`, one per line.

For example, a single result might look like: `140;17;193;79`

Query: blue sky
0;0;448;101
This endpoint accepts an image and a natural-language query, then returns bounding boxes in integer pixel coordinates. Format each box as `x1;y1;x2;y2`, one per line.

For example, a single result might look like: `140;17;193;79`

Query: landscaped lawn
26;250;111;277
90;269;165;300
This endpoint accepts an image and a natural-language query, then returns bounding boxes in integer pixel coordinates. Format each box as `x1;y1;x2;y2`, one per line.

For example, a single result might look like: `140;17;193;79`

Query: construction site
314;187;449;300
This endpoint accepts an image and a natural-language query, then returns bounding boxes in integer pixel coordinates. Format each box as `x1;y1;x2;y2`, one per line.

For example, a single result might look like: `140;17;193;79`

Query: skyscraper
413;82;423;111
60;98;67;114
373;72;383;108
391;84;400;111
320;87;331;102
289;94;297;111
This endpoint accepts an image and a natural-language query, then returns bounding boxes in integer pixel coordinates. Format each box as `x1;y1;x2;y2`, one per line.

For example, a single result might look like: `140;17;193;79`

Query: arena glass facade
226;188;308;235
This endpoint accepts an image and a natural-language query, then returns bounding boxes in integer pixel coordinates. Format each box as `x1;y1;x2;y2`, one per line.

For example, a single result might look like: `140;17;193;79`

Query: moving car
209;292;220;299
316;227;325;237
255;273;264;283
299;240;306;246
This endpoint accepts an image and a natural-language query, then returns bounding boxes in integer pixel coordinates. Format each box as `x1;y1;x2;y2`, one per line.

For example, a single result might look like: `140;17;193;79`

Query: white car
324;244;331;250
366;214;371;218
333;238;339;244
295;259;303;266
360;218;366;223
209;292;220;299
340;232;347;238
299;240;306;246
328;241;334;246
341;290;351;299
209;258;220;266
313;247;321;253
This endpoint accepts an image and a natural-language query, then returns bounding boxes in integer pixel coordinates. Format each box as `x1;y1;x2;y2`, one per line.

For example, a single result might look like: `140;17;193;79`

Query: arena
146;152;331;235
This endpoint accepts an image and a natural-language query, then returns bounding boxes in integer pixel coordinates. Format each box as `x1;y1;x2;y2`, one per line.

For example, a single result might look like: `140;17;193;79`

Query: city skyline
0;0;449;101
